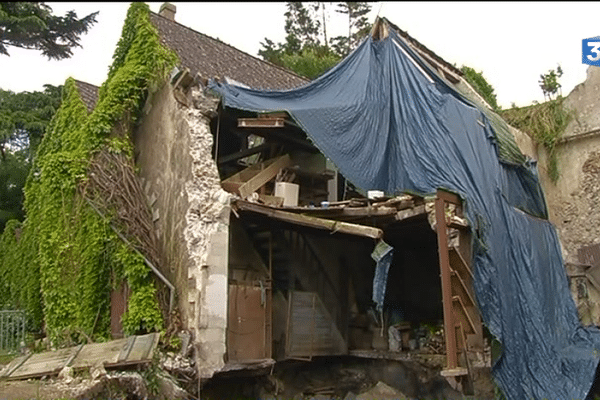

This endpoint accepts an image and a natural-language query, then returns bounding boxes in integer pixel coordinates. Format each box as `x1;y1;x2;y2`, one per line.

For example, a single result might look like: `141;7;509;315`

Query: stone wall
537;66;600;263
533;66;600;325
133;81;230;378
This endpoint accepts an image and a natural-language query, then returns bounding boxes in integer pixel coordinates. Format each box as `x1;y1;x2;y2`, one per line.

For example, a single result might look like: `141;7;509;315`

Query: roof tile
149;12;308;90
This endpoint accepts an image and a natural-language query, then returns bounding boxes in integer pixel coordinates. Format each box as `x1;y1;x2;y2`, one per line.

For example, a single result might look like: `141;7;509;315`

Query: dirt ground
0;380;69;400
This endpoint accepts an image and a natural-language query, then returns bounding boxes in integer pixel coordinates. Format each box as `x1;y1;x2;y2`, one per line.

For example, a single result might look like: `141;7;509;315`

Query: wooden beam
234;128;319;153
221;154;292;199
218;143;270;165
234;200;383;240
239;118;285;128
395;205;426;222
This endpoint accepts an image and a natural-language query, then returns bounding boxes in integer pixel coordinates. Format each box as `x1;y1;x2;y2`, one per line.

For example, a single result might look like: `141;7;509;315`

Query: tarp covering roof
208;20;600;399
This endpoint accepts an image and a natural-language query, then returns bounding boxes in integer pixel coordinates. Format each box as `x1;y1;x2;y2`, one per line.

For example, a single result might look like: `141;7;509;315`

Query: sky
1;2;599;109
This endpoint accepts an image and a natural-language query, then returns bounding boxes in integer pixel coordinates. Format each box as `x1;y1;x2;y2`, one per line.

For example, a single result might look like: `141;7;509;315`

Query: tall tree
331;2;372;57
0;85;62;231
284;2;321;51
0;2;98;60
259;2;379;79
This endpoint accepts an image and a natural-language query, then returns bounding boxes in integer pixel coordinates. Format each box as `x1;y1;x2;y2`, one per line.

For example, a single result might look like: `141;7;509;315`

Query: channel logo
583;37;600;67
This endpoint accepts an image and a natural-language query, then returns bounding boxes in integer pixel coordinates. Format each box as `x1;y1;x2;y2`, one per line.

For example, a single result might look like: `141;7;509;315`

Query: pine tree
331;2;372;57
0;2;98;60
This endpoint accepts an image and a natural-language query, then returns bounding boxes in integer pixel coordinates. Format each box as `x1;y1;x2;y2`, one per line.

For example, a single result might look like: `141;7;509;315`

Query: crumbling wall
133;82;230;378
533;66;600;325
537;66;600;263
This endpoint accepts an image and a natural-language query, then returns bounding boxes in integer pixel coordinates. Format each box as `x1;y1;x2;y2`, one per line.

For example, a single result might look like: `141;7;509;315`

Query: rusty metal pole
436;193;458;370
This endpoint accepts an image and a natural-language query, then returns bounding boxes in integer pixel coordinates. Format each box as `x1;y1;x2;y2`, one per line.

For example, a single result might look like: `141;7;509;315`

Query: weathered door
110;283;130;339
227;282;272;361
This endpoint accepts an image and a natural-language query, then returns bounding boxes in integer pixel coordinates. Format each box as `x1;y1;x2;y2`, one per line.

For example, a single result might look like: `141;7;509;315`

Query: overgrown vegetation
0;3;177;345
460;65;500;112
500;98;572;182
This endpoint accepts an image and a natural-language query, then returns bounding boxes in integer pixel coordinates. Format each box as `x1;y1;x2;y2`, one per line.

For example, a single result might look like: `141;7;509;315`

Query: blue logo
583;37;600;66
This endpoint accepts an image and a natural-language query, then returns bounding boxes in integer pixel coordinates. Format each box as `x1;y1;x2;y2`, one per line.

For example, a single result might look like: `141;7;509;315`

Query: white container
368;190;385;200
274;182;299;207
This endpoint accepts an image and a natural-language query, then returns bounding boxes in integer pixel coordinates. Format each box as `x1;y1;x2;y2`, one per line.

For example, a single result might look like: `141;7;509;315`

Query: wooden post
436;193;458;370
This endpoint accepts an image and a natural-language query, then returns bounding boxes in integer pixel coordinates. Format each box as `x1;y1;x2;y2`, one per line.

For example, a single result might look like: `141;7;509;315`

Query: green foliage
460;65;500;112
280;47;341;79
331;2;372;57
539;64;563;101
0;85;62;230
0;220;43;329
0;2;98;60
0;85;62;156
258;2;371;78
500;97;572;182
0;2;177;345
0;151;28;229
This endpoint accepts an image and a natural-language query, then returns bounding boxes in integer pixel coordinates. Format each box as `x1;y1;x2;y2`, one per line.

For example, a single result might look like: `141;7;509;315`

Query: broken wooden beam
238;118;285;128
395;204;426;222
218;143;271;165
221;154;292;199
234;200;383;239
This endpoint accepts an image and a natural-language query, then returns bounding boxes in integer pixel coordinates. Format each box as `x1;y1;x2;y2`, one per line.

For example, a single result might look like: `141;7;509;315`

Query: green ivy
1;3;177;345
460;65;500;112
500;98;572;182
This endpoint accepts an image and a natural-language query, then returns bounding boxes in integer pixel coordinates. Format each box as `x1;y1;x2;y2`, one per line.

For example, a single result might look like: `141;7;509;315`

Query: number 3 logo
583;37;600;66
587;42;600;61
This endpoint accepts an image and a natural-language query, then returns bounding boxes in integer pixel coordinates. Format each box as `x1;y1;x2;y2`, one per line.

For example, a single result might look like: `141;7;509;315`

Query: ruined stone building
64;3;600;398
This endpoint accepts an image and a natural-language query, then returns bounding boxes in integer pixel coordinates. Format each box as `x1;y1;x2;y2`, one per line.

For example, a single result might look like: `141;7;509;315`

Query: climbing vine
1;3;178;345
500;98;572;182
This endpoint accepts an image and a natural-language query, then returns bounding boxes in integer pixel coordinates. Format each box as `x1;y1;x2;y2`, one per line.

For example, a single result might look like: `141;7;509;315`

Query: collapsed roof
208;17;600;400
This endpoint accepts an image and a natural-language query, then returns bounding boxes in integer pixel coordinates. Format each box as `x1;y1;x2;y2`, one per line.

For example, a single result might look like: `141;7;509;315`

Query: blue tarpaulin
371;240;394;315
209;23;600;399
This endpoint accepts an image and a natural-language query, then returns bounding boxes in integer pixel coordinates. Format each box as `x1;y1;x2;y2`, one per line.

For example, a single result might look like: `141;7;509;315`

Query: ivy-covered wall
0;3;177;345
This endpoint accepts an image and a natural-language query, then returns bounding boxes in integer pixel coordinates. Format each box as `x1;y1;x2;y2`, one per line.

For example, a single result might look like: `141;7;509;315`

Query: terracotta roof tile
149;12;308;90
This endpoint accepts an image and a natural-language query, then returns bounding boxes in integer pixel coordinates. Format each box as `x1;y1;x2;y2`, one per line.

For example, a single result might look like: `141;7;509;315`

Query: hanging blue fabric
371;240;394;315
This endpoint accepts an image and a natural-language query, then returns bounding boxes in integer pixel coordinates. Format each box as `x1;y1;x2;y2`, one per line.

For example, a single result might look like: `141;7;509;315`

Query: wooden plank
218;143;271;165
395;205;426;222
449;247;473;279
450;270;476;306
2;335;159;381
8;347;75;380
0;354;31;379
436;190;461;205
235;200;383;239
70;338;128;369
222;155;292;199
452;296;477;334
239;118;285;128
123;333;157;363
117;335;136;363
441;368;469;377
258;194;284;207
239;155;292;199
63;344;84;368
436;194;458;370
